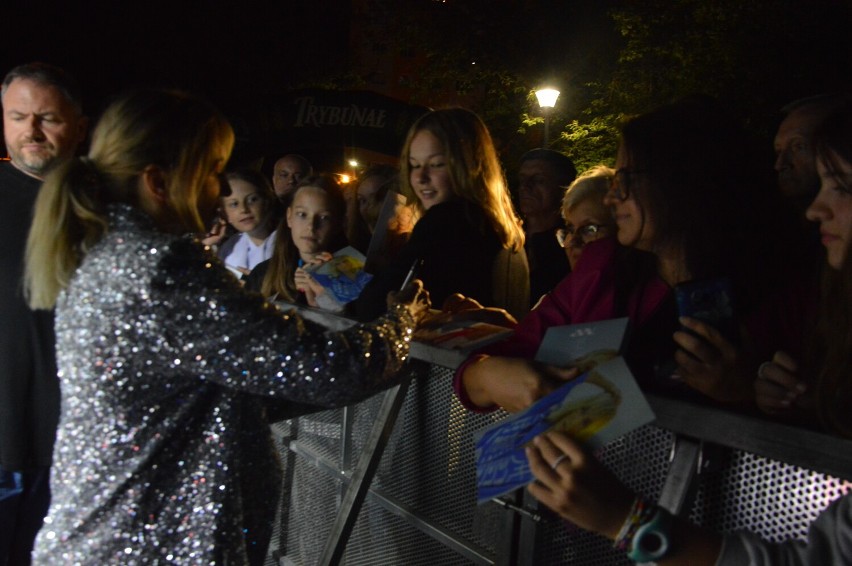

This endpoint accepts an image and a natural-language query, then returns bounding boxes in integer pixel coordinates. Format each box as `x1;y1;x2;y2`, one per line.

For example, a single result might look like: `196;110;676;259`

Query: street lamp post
535;88;560;147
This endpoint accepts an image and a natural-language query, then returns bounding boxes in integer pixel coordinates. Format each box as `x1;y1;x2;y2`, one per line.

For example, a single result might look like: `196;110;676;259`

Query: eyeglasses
609;168;647;201
556;224;608;247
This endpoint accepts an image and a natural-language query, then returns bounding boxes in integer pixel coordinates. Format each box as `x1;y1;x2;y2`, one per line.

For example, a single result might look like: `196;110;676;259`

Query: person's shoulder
418;199;462;221
0;161;40;191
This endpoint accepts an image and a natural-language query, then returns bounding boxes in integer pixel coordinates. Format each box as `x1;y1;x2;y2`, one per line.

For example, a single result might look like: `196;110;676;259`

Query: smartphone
674;277;737;345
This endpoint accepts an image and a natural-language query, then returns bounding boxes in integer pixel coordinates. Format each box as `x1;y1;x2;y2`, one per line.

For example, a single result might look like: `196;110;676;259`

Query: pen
400;259;422;291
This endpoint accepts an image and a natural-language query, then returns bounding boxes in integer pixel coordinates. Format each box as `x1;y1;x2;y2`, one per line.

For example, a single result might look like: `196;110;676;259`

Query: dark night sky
0;1;619;168
2;1;849;167
0;2;354;115
0;1;616;115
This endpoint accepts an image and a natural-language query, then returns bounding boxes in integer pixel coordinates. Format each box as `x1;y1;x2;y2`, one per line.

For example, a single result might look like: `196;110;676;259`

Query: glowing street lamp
535;88;560;147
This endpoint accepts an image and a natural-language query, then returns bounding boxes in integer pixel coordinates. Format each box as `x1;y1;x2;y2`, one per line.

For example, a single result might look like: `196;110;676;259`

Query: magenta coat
453;237;672;411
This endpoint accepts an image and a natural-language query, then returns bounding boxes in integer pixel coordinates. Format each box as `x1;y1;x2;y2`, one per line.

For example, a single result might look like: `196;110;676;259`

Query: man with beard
0;62;87;564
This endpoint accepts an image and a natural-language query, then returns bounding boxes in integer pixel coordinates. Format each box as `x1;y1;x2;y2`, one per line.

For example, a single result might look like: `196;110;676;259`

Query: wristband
627;506;673;563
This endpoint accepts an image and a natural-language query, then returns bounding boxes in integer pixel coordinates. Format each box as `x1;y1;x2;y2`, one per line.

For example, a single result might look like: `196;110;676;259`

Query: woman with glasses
454;96;795;414
557;165;616;270
519;101;852;566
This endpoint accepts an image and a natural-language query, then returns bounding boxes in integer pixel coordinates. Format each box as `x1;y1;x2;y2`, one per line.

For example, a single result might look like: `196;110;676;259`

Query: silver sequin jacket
34;205;415;565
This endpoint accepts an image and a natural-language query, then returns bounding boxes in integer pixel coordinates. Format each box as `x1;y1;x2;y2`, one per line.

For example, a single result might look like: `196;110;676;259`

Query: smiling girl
354;108;529;321
455;97;796;413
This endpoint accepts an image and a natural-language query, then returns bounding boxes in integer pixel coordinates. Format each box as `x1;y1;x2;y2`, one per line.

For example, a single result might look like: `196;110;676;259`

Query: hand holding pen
388;259;430;322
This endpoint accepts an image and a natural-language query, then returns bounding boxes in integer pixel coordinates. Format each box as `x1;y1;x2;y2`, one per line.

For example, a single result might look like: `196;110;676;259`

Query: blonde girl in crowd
354;107;529;321
24;89;427;565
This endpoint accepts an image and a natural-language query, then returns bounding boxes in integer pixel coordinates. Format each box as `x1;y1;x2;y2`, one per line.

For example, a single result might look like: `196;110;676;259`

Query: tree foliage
554;0;852;169
330;0;852;173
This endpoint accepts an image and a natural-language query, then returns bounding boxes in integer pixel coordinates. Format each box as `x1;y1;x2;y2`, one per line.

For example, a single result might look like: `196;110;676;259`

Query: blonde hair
399;108;524;251
561;165;615;221
25;89;234;309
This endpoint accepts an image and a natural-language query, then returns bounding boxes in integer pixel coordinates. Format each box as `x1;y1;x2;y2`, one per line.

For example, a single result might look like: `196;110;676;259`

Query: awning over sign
228;89;431;166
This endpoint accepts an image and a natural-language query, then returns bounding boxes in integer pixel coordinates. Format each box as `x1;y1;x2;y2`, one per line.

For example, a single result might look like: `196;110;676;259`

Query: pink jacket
453;237;671;411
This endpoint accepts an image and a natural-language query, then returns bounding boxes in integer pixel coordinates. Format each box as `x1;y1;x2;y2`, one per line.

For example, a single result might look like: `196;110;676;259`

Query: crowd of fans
3;59;852;564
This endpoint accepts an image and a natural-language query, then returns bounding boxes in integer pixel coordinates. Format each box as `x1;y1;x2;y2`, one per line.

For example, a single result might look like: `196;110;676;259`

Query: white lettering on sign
293;96;388;128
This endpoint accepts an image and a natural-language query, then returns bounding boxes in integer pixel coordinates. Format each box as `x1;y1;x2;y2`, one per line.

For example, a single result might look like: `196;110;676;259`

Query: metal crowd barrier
264;305;852;565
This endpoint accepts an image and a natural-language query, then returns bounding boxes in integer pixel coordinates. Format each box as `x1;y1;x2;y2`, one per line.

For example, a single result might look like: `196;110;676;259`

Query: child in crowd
523;100;852;566
354;108;529;321
215;168;278;277
246;174;349;310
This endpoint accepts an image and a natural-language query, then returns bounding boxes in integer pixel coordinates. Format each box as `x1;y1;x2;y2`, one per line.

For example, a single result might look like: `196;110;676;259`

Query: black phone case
674;277;737;344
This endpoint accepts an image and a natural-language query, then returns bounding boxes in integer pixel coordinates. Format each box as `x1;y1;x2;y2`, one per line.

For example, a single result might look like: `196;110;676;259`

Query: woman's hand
462;356;579;413
441;293;517;328
526;431;634;539
672;317;754;403
387;279;431;323
293;253;334;306
294;267;325;307
527;432;724;565
755;351;811;416
201;218;229;247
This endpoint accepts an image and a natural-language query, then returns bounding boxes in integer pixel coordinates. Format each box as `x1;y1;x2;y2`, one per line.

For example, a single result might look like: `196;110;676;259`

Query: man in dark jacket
0;62;87;565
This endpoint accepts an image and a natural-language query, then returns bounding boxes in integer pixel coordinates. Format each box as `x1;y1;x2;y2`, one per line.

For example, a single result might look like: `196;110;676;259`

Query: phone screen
674;277;737;344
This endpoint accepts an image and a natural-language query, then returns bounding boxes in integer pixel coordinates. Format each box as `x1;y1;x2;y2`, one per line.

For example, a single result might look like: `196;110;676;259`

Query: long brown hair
808;104;852;437
619;96;795;311
260;174;348;300
399;108;524;251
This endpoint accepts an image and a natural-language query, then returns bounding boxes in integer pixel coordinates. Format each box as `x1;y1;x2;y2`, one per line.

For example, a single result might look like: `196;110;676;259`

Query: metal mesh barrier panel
689;450;852;542
272;363;507;565
266;356;852;565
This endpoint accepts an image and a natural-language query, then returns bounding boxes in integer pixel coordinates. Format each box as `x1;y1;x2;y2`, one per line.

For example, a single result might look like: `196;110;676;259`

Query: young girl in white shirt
216;168;279;277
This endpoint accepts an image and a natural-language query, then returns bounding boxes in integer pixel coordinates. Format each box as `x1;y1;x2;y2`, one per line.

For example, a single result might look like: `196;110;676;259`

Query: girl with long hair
246;174;348;308
521;100;852;566
354;107;529;321
757;102;852;437
455;97;795;413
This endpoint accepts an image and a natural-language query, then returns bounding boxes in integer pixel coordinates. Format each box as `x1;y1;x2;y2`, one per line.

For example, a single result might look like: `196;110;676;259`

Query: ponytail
25;157;109;309
24;89;234;310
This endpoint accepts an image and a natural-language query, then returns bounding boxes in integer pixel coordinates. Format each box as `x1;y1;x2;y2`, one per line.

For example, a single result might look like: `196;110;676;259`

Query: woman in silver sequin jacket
23;90;429;565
